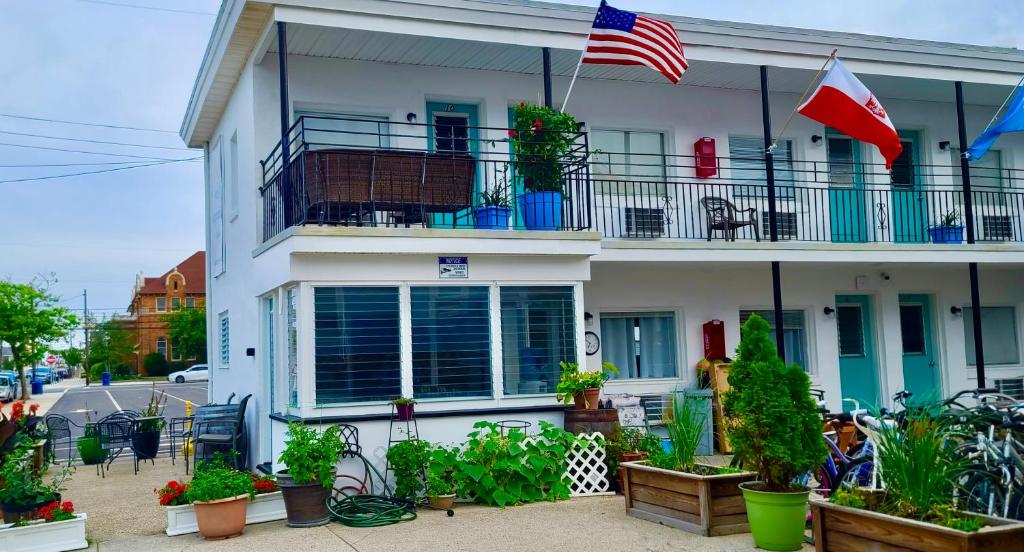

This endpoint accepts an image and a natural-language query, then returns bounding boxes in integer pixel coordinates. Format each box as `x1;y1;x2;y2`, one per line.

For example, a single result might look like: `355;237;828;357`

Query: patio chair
95;412;137;477
192;394;251;471
700;196;760;241
43;413;80;466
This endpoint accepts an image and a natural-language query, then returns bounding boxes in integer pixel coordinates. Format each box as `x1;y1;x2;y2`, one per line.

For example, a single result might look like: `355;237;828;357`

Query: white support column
489;284;505;401
399;285;414;399
298;282;317;418
574;282;588;371
877;287;905;407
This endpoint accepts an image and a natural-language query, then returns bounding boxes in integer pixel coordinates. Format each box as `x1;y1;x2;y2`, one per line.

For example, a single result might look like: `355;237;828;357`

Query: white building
180;0;1024;472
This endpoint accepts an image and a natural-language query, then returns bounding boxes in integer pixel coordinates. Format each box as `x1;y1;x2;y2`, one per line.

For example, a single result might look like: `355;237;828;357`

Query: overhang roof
180;0;1024;147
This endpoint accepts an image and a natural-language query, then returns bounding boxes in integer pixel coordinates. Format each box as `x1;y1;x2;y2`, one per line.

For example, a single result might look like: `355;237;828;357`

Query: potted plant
425;473;456;510
556;361;618;410
133;384;167;460
386;438;432;500
0;437;71;524
724;314;827;551
391;397;416;421
619;396;757;536
276;423;344;527
811;408;1024;551
160;472;286;536
425;445;457;509
74;409;106;466
0;499;87;552
184;462;254;540
605;427;663;493
508;102;579;230
928;209;965;244
474;184;512;230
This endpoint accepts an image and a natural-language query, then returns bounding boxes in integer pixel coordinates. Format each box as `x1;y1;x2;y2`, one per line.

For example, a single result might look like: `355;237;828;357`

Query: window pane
601;312;677;379
626;132;665;179
730;137;795;198
836;305;865;357
739;309;808;370
219;313;230;366
411;287;491;399
286;288;299;408
899;304;926;355
964;307;1019;365
827;137;856;187
501;287;576;395
314;287;401;404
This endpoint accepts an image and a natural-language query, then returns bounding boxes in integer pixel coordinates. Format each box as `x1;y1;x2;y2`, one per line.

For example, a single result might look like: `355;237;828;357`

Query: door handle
928;361;935;367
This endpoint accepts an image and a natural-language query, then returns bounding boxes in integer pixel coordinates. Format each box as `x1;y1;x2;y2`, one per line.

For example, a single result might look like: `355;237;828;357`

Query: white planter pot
0;513;88;552
165;491;286;536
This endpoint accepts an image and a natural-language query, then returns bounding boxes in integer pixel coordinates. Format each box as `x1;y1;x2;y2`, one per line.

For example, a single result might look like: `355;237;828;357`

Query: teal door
426;101;480;228
899;294;940;401
836;295;879;410
890;131;928;243
827;134;868;243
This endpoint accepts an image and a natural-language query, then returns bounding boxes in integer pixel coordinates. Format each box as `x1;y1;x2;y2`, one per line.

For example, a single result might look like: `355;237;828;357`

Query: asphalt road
47;381;209;463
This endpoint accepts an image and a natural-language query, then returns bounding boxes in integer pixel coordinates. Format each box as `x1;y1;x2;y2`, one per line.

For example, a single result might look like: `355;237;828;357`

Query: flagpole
769;48;838;151
561;32;591;113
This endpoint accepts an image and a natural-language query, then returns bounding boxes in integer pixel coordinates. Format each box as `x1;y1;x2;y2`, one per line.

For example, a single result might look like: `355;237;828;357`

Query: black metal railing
588;152;1024;244
259;115;591;241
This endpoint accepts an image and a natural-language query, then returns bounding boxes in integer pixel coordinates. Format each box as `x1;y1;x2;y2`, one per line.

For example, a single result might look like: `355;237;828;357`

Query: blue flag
967;81;1024;160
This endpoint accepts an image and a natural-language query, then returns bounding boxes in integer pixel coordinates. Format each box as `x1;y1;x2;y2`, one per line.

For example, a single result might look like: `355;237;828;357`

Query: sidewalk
2;375;80;418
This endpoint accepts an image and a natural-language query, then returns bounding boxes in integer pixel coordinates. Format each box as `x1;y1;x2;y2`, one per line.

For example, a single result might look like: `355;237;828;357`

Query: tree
60;346;84;374
0;281;78;399
164;307;206;362
87;319;137;379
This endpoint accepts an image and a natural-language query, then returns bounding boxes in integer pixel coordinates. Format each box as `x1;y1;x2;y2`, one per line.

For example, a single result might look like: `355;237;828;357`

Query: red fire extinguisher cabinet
694;137;717;178
702;319;726;361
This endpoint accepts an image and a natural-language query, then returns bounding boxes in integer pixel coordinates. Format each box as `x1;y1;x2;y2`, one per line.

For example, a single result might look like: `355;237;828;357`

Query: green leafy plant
508;102;579;193
936;209;961;228
606;427;663;478
143;352;170;377
137;383;168;432
453;421;578;507
478;183;511;208
426;473;455;497
0;437;72;507
723;314;826;492
278;423;344;488
658;395;708;473
184;463;255;503
554;361;619;405
391;397;415;406
829;488;867;509
386;439;432;499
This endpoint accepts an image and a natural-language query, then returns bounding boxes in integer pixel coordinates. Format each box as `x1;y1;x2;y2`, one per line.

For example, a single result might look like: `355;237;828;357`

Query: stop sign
46;354;57;365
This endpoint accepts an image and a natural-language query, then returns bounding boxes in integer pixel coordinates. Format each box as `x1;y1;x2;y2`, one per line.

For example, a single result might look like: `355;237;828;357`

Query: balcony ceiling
267;25;1014;106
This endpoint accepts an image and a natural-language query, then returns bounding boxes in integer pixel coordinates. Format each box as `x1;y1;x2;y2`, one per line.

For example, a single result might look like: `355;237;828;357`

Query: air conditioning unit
994;377;1024;400
982;215;1013;241
762;212;797;240
625;207;665;237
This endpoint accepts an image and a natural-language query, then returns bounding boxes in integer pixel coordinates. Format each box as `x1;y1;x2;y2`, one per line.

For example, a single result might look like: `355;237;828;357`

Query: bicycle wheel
1005;488;1024;521
835;456;880;492
960;472;1007;517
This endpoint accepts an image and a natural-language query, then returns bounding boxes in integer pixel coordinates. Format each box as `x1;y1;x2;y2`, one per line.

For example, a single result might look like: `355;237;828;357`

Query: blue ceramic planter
473;206;511;230
519;191;563;231
928;225;964;244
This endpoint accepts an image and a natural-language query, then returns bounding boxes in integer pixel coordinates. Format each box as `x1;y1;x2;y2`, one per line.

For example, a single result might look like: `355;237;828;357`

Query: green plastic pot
77;436;108;465
739;481;810;551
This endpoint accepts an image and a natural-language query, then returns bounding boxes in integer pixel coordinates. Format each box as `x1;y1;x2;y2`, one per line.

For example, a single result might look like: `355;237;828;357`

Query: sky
0;0;1021;349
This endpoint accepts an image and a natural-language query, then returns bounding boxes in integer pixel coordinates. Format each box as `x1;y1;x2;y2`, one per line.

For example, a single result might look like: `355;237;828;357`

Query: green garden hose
328;494;417;527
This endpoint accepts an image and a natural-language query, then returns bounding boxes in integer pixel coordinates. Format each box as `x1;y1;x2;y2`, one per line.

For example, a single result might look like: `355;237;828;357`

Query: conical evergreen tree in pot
724;314;826;551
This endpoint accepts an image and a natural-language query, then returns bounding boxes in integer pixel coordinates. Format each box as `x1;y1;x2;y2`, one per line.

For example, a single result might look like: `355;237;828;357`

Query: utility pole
83;288;90;386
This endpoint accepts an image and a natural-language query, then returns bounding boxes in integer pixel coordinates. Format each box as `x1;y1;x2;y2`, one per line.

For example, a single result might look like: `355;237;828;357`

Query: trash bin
101;371;112;386
31;378;44;395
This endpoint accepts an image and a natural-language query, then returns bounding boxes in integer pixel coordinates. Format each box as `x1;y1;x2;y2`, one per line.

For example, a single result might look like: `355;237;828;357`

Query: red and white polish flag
798;59;902;168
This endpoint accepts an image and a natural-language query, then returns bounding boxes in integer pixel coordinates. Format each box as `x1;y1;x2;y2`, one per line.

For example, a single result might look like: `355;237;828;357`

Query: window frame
155;297;167;313
218;311;230;369
155;336;167;357
964;305;1021;366
728;136;797;199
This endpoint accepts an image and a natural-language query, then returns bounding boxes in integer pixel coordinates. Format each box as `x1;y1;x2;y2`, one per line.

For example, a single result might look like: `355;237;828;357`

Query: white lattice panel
566;432;612;497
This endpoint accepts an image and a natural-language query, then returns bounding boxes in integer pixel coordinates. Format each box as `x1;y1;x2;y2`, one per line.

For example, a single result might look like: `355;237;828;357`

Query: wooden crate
811;500;1024;552
620;461;756;536
710;362;732;453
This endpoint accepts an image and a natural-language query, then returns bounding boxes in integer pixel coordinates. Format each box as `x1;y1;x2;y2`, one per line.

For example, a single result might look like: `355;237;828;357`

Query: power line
0;130;192;151
0;157;201;184
0;141;199;160
0;112;177;134
76;0;217;16
0;160;143;168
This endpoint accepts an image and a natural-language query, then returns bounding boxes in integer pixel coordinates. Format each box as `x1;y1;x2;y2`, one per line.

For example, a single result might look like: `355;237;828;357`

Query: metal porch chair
191;394;251;471
43;413;80;466
700;196;760;241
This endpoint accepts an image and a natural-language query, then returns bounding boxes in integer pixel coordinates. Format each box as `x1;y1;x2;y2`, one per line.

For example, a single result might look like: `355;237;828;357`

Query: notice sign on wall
438;256;468;279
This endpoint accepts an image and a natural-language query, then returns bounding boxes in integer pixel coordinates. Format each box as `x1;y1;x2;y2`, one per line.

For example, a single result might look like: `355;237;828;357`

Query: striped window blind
314;287;401;404
729;136;795;198
500;286;576;395
411;286;492;399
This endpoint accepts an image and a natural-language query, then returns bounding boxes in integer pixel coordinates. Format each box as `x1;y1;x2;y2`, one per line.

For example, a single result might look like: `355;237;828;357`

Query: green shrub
169;361;186;373
278;423;344;488
385;439;432;499
508;102;579;193
185;464;254;503
143;353;170;377
723;314;826;492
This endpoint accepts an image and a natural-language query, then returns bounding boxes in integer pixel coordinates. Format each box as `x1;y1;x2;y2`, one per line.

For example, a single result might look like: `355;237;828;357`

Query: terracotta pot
277;472;332;527
193;494;249;540
582;388;600;410
620;451;649;463
429;494;455;510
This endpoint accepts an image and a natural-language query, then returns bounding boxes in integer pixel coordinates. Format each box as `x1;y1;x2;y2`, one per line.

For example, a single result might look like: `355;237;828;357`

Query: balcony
590;152;1024;244
259;115;591;242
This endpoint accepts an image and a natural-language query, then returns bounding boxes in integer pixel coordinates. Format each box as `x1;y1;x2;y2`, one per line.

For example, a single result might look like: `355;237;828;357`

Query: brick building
128;251;206;373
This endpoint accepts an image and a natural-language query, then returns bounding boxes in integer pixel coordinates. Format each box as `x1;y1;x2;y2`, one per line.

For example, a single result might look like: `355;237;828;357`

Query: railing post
542;47;553;108
760;65;786;359
277;21;293;228
955;80;986;385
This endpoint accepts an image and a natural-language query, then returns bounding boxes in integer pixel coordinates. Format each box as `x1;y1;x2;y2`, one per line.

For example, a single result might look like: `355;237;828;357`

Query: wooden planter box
619;461;757;536
165;491;286;536
0;513;87;552
811;500;1024;552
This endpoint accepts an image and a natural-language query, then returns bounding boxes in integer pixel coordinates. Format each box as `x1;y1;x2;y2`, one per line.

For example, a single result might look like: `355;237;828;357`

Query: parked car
55;366;70;379
0;371;20;398
0;375;14;402
168;364;209;384
31;367;54;384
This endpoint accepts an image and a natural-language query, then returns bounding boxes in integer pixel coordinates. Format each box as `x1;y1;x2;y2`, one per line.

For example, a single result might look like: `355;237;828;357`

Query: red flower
61;502;74;513
29;403;39;415
507;129;517;138
518;101;526;108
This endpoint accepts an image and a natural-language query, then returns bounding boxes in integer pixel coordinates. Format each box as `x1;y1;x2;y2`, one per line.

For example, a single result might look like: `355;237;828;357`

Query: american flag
582;1;687;84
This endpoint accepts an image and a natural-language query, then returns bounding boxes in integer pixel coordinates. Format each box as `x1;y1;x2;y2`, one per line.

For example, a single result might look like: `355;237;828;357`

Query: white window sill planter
0;513;88;552
165;491;285;536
